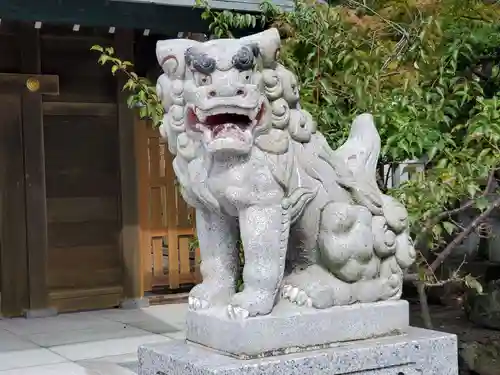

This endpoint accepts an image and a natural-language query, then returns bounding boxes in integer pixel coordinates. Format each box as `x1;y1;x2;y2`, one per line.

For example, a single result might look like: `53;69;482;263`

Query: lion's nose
208;86;247;98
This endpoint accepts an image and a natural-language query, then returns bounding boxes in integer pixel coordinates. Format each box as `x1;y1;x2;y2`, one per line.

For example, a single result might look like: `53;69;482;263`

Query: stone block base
138;327;458;375
23;307;58;319
120;297;150;310
186;300;409;358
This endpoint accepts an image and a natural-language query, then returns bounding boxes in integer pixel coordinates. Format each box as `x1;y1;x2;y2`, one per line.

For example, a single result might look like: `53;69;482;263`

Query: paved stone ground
0;303;188;374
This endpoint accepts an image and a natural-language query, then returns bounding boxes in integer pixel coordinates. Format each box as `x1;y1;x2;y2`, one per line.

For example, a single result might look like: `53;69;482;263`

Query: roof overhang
0;0;208;34
0;0;290;35
110;0;293;13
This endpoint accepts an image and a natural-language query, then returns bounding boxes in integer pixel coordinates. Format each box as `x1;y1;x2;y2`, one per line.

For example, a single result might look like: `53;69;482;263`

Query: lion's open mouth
187;103;264;139
206;113;252;137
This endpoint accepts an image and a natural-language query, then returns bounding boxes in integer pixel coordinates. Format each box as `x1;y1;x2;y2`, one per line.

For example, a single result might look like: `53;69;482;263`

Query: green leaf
432;224;442;239
245;14;253;27
465;274;483;295
467;184;478;198
126;95;135;108
97;55;109;65
90;45;104;52
475;197;489;212
442;222;455;235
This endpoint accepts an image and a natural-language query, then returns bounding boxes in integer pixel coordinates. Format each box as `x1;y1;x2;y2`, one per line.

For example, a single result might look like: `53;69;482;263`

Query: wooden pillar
0;94;29;317
115;30;146;307
0;73;58;317
18;23;52;315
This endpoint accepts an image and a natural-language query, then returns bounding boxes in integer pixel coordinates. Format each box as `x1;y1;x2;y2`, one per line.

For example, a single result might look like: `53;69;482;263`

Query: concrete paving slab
49;334;171;361
0;329;39;352
90;304;187;334
24;323;150;347
0;314;113;336
0;348;67;371
0;362;99;375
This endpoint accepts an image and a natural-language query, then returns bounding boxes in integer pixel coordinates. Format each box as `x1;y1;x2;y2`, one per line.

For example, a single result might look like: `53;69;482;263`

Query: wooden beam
19;23;51;312
0;94;30;317
0;0;211;34
42;102;117;116
0;73;59;95
115;29;144;301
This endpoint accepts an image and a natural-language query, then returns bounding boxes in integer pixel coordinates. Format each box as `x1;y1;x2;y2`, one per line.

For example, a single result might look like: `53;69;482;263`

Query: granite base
138;327;458;375
186;300;409;358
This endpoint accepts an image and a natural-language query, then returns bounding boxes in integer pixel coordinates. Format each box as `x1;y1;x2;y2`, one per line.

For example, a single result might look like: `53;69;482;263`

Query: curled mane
156;35;384;218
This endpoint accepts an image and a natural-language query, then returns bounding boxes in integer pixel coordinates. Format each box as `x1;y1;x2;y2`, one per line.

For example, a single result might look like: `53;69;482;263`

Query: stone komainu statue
155;28;416;319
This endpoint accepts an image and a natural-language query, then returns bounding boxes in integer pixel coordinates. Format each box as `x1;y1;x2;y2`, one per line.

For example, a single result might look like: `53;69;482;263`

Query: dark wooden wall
0;20;173;316
0;21;150;315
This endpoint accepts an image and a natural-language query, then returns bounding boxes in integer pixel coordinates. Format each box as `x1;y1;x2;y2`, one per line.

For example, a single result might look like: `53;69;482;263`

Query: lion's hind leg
282;201;405;309
281;264;354;308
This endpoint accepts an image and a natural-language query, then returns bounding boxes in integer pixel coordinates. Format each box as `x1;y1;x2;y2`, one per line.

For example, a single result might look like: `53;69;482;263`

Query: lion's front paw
188;296;209;311
227;288;276;319
189;282;234;311
226;305;250;319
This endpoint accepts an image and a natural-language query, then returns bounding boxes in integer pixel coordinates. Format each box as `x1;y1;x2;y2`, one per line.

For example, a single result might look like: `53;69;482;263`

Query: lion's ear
240;28;281;68
156;39;200;79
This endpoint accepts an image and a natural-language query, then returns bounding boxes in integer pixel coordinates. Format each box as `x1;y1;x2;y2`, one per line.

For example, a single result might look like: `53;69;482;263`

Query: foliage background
94;0;500;294
201;0;500;286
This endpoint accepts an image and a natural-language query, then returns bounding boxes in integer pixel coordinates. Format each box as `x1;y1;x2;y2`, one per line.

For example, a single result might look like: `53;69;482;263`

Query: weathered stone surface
138;327;458;375
186;299;409;358
155;28;416;320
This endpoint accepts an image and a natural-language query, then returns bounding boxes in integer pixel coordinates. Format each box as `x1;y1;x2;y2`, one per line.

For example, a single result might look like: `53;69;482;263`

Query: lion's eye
233;45;256;71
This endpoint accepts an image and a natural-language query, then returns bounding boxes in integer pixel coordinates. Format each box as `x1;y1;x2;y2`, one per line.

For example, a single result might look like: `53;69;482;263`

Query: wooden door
41;30;123;312
136;119;200;292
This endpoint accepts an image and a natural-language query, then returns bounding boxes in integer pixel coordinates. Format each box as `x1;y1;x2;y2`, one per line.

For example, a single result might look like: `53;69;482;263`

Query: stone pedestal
186;300;409;358
138;301;458;375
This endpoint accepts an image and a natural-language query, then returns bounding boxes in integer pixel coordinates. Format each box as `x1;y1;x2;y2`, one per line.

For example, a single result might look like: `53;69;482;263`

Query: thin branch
406;174;499;283
414;168;497;249
384;163;393;188
472;68;491;82
429;196;500;272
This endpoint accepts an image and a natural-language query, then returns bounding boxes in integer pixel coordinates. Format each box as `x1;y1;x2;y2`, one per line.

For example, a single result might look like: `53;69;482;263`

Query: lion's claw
188;296;209;311
282;284;313;307
227;304;250;320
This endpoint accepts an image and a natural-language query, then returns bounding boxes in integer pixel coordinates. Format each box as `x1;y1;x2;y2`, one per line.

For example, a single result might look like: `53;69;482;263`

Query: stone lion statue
155;28;416;319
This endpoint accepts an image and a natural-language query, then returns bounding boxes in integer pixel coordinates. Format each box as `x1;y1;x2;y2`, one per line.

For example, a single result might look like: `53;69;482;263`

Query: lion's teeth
195;108;207;122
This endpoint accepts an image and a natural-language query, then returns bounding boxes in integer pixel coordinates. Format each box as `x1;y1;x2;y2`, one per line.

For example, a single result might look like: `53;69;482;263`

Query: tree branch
416;282;433;329
406;170;498;283
429;196;500;272
414;168;497;249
